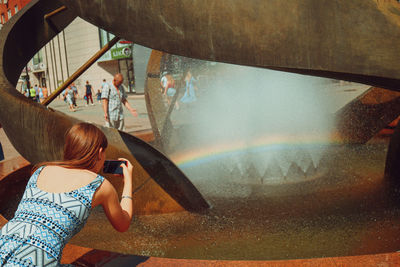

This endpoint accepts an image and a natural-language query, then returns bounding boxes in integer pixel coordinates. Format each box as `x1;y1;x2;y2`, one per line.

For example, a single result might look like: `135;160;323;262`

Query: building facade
19;17;143;96
0;1;150;96
0;0;30;29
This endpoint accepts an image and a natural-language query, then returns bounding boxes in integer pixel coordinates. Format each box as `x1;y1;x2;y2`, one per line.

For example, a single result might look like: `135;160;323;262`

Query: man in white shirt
101;73;137;131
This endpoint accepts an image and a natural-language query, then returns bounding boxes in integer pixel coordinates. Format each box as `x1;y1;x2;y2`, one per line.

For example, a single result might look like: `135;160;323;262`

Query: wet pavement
2;86;400;265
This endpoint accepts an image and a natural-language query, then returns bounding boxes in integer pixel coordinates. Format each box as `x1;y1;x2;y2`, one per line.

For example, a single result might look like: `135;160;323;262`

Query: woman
161;72;179;110
180;69;197;104
0;123;134;266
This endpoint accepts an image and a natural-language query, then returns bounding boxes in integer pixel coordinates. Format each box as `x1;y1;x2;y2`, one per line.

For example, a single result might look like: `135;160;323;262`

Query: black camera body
103;160;127;174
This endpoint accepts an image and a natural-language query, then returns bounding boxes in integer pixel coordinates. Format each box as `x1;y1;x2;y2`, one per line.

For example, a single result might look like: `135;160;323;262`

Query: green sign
111;46;132;60
98;44;133;62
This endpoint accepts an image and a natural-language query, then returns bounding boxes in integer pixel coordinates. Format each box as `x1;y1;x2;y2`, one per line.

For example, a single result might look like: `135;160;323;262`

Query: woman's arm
92;159;134;232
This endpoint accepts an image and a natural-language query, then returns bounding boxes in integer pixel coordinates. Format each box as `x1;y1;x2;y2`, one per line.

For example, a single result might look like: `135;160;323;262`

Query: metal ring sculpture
1;0;400;260
0;0;209;216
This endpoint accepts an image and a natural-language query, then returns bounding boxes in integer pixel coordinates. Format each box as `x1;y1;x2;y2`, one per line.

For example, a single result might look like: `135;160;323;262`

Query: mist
171;63;370;194
182;63;342;147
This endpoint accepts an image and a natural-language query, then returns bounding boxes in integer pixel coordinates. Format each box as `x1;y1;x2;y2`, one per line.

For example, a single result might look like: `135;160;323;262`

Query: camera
103;160;127;174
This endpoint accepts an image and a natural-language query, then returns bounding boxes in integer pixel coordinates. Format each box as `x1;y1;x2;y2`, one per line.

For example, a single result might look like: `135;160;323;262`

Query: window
7;9;11;20
32;50;43;65
99;28;115;48
14;5;18;14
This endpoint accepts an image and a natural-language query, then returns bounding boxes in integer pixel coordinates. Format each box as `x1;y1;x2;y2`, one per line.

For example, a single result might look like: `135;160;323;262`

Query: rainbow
171;133;342;169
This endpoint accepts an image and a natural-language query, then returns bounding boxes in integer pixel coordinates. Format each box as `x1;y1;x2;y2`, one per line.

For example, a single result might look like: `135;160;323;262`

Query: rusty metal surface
61;0;400;146
59;0;400;91
335;87;400;143
385;120;400;189
144;51;183;152
2;0;400;262
0;164;32;219
0;0;209;215
144;50;166;150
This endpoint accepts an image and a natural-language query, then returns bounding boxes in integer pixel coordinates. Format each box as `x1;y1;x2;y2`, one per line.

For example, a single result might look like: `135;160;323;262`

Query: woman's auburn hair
32;123;108;173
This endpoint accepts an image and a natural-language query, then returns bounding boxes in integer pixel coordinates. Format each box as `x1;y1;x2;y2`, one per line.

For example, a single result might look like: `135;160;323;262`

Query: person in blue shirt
180;69;197;104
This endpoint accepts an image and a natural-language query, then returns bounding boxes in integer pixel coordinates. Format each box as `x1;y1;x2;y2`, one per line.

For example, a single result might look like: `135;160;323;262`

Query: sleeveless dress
0;166;104;266
180;77;197;103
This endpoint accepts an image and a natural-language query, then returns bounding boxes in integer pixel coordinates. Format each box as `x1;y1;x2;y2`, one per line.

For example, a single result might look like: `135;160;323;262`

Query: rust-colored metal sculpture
2;0;400;262
335;87;400;143
0;0;209;215
144;51;185;152
59;0;400;91
144;50;165;150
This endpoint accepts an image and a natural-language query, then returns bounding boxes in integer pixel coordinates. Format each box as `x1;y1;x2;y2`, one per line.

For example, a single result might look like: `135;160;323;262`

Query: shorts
166;88;176;97
105;119;125;131
66;96;73;105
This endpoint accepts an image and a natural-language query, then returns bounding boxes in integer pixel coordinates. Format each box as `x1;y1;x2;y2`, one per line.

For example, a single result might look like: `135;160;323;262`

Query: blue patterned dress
180;77;197;103
0;166;104;266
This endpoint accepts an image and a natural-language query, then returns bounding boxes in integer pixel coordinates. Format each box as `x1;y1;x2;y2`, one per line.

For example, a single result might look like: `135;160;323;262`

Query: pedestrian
96;89;102;103
24;87;30;98
34;84;40;103
64;85;76;112
29;86;36;102
0;122;134;266
61;89;67;102
42;86;48;100
38;86;44;103
101;73;138;131
21;81;28;97
180;69;197;104
85;80;94;106
101;79;107;90
161;71;179;109
71;83;79;107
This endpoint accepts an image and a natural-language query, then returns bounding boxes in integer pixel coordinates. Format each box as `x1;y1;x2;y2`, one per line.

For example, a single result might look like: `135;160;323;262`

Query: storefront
15;18;151;96
98;30;136;93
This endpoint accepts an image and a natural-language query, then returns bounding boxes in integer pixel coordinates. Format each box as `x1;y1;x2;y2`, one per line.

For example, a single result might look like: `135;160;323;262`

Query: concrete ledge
0;156;30;181
61;244;400;266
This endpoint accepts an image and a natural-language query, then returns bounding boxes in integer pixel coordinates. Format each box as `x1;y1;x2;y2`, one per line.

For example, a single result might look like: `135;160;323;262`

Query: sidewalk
0;82;371;162
48;94;151;134
0;94;151;161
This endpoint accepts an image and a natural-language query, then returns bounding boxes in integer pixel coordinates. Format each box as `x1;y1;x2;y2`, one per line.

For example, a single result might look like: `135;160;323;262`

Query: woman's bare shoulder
39;165;98;186
42;165;95;176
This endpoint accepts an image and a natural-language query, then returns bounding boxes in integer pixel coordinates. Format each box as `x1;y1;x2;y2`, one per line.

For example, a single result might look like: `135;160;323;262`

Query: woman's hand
118;158;133;182
92;158;134;232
